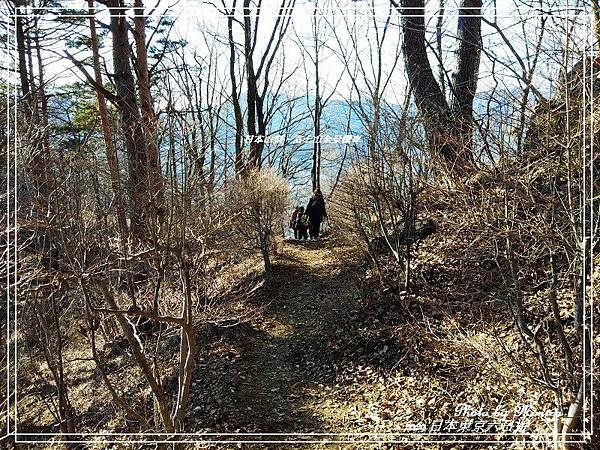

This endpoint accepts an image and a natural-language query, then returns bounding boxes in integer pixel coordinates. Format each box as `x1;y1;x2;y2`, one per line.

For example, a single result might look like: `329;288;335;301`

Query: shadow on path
189;238;361;433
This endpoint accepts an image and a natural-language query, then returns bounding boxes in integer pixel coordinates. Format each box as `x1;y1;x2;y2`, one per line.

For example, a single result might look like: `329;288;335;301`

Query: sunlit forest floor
188;236;552;435
16;231;599;449
190;238;362;433
193;233;600;450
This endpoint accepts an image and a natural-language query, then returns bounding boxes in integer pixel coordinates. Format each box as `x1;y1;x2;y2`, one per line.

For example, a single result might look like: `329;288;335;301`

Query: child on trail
296;206;310;240
289;206;301;239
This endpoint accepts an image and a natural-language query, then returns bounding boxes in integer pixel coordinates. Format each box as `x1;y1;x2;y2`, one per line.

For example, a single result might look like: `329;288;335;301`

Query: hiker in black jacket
305;188;327;239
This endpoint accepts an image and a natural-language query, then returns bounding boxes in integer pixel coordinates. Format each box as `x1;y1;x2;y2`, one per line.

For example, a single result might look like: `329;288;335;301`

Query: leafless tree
392;0;482;175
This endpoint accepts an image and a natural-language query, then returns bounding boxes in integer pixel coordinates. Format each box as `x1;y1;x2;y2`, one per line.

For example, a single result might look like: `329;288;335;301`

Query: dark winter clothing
306;194;327;239
297;212;310;239
297;225;309;240
289;207;301;239
309;221;320;239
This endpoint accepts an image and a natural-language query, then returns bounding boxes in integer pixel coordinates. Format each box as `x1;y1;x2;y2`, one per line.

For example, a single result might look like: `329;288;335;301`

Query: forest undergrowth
16;183;599;449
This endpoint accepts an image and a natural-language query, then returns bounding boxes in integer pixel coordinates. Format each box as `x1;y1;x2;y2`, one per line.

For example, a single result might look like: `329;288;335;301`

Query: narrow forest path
190;237;370;437
230;238;361;432
187;235;534;449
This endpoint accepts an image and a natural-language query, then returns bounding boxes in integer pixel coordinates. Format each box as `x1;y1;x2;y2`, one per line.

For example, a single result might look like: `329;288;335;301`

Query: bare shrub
331;115;431;292
226;168;289;272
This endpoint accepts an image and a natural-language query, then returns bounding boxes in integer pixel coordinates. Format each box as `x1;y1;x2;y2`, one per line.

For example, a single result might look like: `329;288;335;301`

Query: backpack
299;213;310;227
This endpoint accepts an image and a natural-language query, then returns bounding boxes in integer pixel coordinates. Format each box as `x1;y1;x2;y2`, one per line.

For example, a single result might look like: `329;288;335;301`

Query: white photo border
4;2;595;446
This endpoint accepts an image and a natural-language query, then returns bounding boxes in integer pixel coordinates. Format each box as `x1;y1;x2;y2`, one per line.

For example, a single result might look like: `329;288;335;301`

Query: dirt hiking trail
188;237;497;449
191;238;378;437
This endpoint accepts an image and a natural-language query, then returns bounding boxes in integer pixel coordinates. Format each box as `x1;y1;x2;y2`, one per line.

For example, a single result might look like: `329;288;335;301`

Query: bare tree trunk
16;1;56;275
225;0;295;174
243;0;261;169
80;281;151;429
311;3;321;191
88;0;129;239
399;0;455;168
397;0;480;174
17;10;72;432
255;93;267;170
98;282;175;432
173;259;197;431
103;0;149;236
32;23;50;158
435;0;446;94
133;0;165;214
312;98;321;191
561;327;591;448
15;1;30;102
226;0;245;175
448;0;482;154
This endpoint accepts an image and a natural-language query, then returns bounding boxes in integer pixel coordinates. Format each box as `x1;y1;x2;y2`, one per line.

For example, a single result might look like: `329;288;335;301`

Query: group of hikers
288;188;328;240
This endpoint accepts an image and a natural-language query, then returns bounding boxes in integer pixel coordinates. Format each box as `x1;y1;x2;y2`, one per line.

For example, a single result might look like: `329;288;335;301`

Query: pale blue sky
12;0;593;106
3;0;592;148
